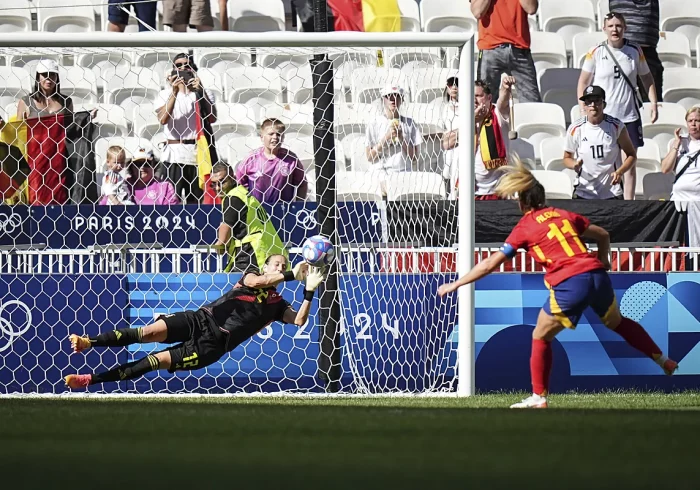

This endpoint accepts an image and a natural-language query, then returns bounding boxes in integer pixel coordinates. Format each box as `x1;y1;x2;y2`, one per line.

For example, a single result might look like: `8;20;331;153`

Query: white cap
446;69;459;80
131;148;154;163
381;83;405;98
35;59;59;74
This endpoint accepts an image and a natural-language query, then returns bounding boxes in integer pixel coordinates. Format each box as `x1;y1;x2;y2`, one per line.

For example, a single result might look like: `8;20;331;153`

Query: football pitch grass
2;392;699;489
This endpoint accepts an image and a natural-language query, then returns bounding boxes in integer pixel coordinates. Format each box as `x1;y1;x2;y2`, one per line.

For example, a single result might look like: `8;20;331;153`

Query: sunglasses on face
605;12;623;21
38;72;58;79
583;98;604;106
174;62;190;69
446;78;458;87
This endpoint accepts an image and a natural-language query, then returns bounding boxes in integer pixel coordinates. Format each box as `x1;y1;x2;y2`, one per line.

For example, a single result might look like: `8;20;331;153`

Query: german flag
0;111;96;205
295;0;401;33
195;96;220;205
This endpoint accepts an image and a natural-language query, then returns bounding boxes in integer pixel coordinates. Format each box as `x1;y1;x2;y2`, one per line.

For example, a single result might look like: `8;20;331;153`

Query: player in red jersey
438;161;678;408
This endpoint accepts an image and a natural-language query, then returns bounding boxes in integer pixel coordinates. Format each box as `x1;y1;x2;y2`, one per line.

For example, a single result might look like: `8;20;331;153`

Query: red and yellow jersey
500;207;604;286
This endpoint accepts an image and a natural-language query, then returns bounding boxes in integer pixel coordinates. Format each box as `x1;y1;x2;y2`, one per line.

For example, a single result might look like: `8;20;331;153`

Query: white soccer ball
302;235;335;267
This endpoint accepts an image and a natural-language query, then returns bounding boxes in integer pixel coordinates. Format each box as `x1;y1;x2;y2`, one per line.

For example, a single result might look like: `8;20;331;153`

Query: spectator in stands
470;77;515;200
155;53;216;204
365;84;422;178
99;145;133;205
609;0;663;103
441;70;460;194
470;0;541;103
662;107;700;201
564;85;637;200
163;0;214;32
235;119;307;204
107;0;157;32
128;149;180;205
578;12;658;200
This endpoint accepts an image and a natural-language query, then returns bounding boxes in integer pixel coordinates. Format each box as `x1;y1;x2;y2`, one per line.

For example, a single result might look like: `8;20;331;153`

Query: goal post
0;30;475;396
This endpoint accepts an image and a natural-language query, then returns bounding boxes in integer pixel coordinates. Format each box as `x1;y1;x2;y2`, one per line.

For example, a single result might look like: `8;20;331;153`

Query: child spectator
100;145;133;205
129;149;180;205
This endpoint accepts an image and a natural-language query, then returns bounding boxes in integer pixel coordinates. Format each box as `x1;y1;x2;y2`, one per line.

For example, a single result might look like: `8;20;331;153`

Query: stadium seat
636;139;661;172
660;0;700;53
513;103;567;160
59;67;98;105
397;0;421;32
0;67;30;115
658;31;693;69
641;101;688;151
223;135;257;166
337;171;384;201
37;0;96;32
284;135;314;170
227;0;285;32
224;67;282;105
570;105;584;124
662;68;700;110
196;68;225;102
408;67;453;104
635;167;655;198
539;0;597;51
130;103;161;140
643;172;674;200
420;0;477;34
336;103;373;140
133;50;183;70
284;64;313;104
386;172;446;200
7;52;62;73
77;55;134;93
538;68;582;125
94;137;155;170
257;51;310;71
531;170;574;199
0;0;32;33
406;102;445;135
211;103;257;141
193;48;252;75
540;137;568;171
104;67;161;107
571;32;606;68
278;103;314;137
209;0;222;31
346;134;372;172
350;67;408;105
530;32;568;75
509;138;537;169
386;47;443;71
75;103;129;139
597;0;609;30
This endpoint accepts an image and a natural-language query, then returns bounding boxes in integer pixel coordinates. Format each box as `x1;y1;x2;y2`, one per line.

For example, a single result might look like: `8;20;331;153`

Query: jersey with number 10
501;207;604;286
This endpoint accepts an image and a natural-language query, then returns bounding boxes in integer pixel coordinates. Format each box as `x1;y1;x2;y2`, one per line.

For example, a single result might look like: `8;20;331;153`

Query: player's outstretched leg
65;350;171;389
68;320;169;353
609;316;678;375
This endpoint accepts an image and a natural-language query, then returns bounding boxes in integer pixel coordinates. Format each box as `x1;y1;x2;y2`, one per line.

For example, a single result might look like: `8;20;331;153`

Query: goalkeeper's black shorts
157;310;226;372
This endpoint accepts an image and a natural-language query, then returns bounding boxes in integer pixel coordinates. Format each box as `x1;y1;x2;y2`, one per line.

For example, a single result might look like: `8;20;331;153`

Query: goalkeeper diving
64;255;326;389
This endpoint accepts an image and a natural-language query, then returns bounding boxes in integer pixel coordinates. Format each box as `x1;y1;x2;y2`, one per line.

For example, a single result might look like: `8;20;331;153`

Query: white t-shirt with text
671;137;700;201
475;104;510;196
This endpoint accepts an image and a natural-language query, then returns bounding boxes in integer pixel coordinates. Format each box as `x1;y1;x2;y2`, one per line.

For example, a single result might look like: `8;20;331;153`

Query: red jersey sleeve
500;219;530;258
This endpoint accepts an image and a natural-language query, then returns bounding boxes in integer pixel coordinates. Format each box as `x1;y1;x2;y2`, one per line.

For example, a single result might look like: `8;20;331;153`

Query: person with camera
155;53;217;204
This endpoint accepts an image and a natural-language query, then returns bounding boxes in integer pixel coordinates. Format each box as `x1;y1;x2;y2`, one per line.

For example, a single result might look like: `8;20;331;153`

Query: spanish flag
195;96;220;205
295;0;401;33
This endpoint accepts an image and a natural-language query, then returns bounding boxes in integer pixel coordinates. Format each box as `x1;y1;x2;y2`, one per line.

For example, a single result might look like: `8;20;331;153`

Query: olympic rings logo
0;213;23;234
0;301;33;353
296;209;318;231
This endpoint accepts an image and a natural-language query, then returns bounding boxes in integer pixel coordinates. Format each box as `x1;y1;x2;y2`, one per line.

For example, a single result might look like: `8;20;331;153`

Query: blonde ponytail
495;156;538;199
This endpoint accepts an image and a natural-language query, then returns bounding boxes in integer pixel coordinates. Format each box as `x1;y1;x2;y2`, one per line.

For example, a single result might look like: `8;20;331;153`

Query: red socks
531;339;552;396
614;317;662;361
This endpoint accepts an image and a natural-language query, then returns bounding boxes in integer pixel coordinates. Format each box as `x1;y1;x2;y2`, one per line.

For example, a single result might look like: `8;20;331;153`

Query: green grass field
2;393;699;489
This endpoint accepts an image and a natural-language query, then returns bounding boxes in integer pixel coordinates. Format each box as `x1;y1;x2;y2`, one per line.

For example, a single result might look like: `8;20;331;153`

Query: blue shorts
108;0;157;31
625;119;644;149
542;269;618;329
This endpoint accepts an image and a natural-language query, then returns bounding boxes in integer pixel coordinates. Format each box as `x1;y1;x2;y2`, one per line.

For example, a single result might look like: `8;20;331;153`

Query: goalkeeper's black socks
89;327;143;347
91;354;159;384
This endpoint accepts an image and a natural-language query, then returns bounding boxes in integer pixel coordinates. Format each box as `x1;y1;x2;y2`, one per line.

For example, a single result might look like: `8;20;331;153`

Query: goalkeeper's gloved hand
305;266;327;292
291;261;309;281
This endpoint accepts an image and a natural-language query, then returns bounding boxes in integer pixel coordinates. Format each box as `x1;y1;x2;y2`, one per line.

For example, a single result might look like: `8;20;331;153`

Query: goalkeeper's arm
282;266;326;326
244;262;308;289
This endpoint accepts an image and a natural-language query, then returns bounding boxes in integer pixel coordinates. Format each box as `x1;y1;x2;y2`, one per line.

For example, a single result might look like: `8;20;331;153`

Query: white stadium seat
283;135;314;170
59;66;98;105
0;67;31;115
406;102;445;135
539;137;568;171
104;67;161;107
194;48;252;74
386;47;443;70
539;0;597;51
130;103;161;140
397;0;421;32
571;31;606;68
538;68;582;124
643;172;674;200
74;103;129;139
660;0;700;53
224;66;282;105
277;103;314;137
635;167;655;198
641;101;688;153
662;68;700;110
283;64;313;104
350;67;408;105
509;138;537;170
408;67;453;104
37;0;95;32
133;50;182;70
196;68;225;102
336;103;373;140
0;0;32;33
636;139;661;172
420;0;477;34
227;0;285;32
257;51;310;71
530;32;568;75
531;170;574;199
513;103;567;160
211;103;257;141
337;171;384;201
224;135;257;166
386;172;446;200
597;0;609;30
658;31;693;69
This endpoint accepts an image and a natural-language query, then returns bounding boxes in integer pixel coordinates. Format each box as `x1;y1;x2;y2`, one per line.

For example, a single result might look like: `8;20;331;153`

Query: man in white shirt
155;53;217;203
564;85;637;200
365;84;422;181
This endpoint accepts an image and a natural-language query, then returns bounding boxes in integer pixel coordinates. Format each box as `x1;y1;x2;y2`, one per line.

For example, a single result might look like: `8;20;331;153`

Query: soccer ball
302;235;335;267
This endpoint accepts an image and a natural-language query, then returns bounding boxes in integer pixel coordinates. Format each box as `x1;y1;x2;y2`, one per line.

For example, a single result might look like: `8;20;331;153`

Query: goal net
0;32;474;395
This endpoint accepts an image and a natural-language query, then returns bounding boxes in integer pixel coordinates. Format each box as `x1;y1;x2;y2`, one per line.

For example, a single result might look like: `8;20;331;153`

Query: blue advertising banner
1;272;699;394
